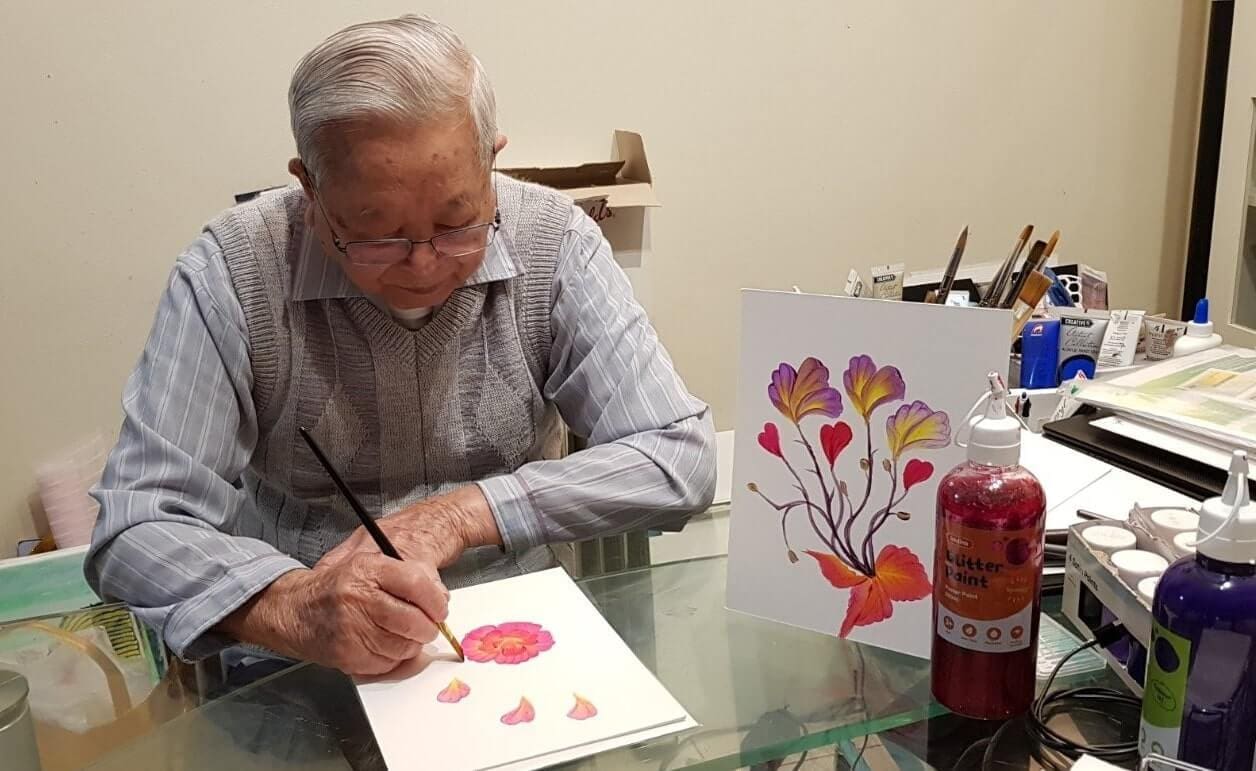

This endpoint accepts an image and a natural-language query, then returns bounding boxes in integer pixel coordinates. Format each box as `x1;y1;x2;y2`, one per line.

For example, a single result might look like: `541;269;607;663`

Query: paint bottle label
936;523;1038;653
1140;619;1191;759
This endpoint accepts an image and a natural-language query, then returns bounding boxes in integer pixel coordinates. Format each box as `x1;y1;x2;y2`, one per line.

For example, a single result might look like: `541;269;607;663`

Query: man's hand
220;553;449;677
320;485;500;569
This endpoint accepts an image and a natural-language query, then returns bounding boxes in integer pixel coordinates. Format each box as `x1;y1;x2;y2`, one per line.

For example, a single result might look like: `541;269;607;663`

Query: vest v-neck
343;285;487;366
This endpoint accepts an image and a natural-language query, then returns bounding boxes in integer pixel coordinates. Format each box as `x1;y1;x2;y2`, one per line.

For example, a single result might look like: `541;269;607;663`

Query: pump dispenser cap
966;372;1022;467
1196;450;1256;564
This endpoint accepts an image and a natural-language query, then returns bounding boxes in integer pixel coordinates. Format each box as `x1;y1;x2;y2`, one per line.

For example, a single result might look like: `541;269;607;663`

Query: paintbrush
982;224;1033;307
298;427;465;662
1009;271;1054;340
999;238;1050;310
933;225;969;304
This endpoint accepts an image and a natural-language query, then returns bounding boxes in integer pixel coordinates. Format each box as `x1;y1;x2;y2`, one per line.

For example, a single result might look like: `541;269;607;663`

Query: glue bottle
931;373;1047;719
1173;297;1223;356
1140;450;1256;770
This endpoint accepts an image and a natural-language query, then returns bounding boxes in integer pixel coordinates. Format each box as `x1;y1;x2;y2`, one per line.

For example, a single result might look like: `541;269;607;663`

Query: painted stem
749;486;834;553
794;426;860;566
841;422;878;574
862;463;900;573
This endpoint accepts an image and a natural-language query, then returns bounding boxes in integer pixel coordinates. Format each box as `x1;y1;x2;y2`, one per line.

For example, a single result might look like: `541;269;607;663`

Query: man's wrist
441;485;502;549
218;569;310;656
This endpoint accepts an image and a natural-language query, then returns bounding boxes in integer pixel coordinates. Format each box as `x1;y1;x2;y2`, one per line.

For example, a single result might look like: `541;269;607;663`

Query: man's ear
289;158;314;197
493;133;508;155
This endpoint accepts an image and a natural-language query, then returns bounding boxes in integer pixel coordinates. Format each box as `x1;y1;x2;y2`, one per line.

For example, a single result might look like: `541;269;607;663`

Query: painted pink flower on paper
500;697;535;725
436;678;470;703
750;355;945;638
462;622;555;664
567;694;598;720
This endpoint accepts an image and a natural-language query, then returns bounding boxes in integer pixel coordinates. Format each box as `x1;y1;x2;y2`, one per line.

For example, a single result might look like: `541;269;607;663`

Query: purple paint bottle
1140;450;1256;770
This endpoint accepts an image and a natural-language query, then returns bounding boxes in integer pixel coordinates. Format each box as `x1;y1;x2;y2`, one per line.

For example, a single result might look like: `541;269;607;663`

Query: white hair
289;15;497;181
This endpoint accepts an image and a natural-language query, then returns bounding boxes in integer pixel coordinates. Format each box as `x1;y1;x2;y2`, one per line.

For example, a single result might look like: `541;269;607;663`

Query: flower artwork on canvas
748;355;944;637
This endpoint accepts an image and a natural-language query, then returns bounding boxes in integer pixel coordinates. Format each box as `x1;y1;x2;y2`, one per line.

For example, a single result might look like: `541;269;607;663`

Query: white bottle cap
1137;576;1159;605
1151;509;1200;540
967;373;1021;467
1196;450;1256;564
1111;549;1169;588
1173;531;1197;557
1080;524;1138;555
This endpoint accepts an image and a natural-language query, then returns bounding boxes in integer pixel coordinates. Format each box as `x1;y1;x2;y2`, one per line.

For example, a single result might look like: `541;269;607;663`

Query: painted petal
843;355;906;419
873;545;933;602
820;421;854;466
500;697;536;725
804;550;869;588
886;401;951;458
768;363;798;420
839;578;894;638
794;386;843;422
437;678;470;703
758;422;783;457
567;694;598;720
902;459;934;491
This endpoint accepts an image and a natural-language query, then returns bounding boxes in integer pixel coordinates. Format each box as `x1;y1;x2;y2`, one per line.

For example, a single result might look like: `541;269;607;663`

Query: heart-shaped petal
820;421;854;466
902;459;934;491
757;422;783;457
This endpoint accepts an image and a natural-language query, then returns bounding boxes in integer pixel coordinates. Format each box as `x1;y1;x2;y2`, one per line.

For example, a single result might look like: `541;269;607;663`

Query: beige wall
0;1;1207;550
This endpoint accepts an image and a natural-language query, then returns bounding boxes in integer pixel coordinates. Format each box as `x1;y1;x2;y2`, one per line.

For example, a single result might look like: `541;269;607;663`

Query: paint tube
1144;316;1188;360
869;263;904;301
1051;308;1109;380
843;269;865;298
1096;309;1145;370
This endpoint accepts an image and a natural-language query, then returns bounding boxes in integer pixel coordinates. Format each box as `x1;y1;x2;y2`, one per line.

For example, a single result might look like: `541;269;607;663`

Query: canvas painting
357;568;694;771
726;290;1011;659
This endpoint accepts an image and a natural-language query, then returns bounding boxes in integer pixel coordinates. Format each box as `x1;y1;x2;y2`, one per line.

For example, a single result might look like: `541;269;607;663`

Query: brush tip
1044;230;1061;256
1019;224;1034;240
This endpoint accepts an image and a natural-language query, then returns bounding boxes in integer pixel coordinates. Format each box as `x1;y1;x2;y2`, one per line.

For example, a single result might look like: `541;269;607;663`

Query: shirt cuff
163;553;306;662
477;473;546;553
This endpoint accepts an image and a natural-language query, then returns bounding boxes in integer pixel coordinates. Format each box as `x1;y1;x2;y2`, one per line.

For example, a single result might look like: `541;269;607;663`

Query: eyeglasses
308;176;501;267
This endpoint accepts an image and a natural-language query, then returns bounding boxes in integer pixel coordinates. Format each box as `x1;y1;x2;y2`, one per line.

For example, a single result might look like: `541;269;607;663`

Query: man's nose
402;239;439;271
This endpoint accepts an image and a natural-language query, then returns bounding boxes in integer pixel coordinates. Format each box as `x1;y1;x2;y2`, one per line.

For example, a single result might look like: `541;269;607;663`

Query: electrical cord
981;621;1141;770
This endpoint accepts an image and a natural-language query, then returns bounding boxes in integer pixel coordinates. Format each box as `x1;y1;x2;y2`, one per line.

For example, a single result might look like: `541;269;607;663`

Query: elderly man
86;15;715;677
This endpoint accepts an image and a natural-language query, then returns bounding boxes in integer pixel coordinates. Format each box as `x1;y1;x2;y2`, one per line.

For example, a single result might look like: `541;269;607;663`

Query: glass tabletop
79;555;945;770
5;552;1137;770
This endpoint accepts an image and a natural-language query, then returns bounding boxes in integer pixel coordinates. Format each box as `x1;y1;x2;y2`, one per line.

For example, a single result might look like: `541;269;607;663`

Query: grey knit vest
206;175;568;588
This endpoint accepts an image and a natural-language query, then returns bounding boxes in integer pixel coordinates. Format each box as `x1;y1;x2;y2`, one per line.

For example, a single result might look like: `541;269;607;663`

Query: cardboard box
501;131;658;267
500;130;659;212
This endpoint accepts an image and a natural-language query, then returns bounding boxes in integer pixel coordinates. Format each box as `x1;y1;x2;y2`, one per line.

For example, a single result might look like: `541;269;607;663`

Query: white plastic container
1080;525;1138;555
1151;509;1200;541
1111;549;1169;588
1138;577;1160;605
1173;531;1198;557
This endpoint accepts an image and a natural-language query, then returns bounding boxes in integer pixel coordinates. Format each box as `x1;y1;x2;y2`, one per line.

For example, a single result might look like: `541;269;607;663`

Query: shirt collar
291;210;521;302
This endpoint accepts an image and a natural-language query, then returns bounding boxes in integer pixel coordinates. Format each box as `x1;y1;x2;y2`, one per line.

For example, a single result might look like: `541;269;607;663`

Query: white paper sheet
726;291;1011;660
1020;431;1113;513
357;568;692;770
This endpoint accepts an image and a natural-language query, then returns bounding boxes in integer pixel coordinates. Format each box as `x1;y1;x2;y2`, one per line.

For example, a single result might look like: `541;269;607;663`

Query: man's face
295;118;494;310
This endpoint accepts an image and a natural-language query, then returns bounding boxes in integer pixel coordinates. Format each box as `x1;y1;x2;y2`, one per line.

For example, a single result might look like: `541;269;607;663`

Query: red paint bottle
931;374;1046;720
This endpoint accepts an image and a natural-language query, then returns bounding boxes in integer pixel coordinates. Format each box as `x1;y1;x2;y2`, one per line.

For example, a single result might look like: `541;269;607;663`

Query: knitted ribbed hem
477;473;546;553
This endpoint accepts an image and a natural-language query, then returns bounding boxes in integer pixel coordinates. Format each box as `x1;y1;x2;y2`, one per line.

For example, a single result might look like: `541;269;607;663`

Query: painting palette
357;567;694;770
726;290;1011;659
